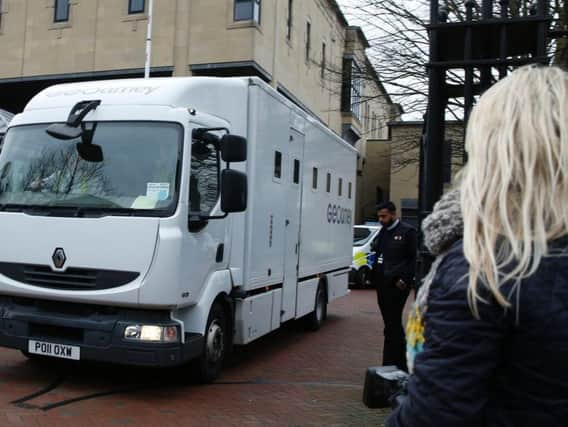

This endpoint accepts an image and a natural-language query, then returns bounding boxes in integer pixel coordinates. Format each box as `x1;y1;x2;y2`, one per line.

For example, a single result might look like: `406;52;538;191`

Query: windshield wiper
0;204;165;217
68;207;139;217
0;204;52;213
0;204;109;217
50;206;165;218
3;204;80;216
0;203;21;212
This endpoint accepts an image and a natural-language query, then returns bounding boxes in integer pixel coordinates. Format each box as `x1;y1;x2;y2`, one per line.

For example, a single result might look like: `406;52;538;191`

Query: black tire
305;283;327;331
196;302;228;383
357;267;371;288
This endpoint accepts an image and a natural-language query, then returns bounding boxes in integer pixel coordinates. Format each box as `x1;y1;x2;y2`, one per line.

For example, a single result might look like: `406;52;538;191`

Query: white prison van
0;77;356;381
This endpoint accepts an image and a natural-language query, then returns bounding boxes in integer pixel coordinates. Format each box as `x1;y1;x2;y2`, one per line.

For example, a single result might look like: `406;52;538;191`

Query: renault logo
52;248;66;269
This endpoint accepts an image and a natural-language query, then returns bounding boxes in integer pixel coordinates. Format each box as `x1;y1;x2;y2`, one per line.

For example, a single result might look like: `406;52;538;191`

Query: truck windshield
0;122;182;217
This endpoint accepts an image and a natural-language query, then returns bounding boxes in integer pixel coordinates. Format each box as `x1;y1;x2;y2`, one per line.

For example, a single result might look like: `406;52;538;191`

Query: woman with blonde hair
387;65;568;426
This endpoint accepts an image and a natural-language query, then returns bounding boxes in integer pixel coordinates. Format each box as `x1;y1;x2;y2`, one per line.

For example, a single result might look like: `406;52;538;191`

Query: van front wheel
196;302;227;383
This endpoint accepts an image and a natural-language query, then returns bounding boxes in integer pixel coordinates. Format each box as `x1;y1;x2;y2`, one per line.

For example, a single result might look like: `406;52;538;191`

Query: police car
350;224;381;288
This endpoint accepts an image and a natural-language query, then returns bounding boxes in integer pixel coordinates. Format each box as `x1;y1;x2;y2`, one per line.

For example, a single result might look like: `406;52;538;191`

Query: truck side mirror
46;123;83;140
221;134;247;163
76;142;104;163
221;169;247;213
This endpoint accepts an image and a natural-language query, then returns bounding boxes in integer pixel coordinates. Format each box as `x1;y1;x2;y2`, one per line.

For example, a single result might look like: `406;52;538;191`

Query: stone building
0;0;399;220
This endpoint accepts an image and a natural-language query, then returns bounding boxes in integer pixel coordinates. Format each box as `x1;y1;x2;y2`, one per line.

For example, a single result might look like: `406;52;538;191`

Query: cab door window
189;137;220;214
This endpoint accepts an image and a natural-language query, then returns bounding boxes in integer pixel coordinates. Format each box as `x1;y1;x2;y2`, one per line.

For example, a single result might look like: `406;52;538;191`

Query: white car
350;225;381;287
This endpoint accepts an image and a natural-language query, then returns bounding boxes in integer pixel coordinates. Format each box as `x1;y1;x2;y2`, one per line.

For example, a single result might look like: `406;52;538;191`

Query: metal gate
418;0;562;278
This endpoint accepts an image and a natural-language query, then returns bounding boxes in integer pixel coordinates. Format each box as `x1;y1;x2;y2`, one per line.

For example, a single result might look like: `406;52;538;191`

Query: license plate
28;340;80;361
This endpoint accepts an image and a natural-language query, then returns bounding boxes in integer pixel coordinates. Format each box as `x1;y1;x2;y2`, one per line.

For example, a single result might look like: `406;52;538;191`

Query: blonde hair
461;65;568;316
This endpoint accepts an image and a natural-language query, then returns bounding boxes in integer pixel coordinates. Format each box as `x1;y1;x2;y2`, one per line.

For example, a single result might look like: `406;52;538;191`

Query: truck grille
24;265;97;289
0;262;139;290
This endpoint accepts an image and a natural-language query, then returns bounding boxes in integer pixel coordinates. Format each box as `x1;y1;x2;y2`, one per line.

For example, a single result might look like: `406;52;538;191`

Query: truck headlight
124;325;179;343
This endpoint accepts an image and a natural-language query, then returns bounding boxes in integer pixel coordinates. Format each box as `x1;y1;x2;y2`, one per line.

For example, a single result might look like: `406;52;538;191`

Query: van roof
24;77;250;111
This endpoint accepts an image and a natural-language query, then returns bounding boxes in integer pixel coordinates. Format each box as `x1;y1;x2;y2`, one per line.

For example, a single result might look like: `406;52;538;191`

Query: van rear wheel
305;283;327;331
195;302;227;383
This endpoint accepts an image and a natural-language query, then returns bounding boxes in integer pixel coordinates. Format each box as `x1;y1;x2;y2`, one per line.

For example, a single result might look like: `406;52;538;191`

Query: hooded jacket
387;190;568;427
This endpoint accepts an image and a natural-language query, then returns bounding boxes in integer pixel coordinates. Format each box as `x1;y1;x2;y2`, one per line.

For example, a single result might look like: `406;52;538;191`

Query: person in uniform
371;201;417;371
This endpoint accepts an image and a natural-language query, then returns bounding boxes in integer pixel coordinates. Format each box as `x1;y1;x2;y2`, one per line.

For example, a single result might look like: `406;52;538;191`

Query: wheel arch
175;269;233;336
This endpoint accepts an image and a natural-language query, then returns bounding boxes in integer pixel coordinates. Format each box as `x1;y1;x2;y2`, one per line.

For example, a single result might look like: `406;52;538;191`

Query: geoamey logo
52;248;67;269
327;204;352;225
45;86;160;97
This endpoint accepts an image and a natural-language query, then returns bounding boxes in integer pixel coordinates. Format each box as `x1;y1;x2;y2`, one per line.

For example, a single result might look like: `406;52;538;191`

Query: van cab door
180;124;230;305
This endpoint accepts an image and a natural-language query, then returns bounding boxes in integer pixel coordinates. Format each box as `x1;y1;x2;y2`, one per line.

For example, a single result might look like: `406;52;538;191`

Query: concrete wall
188;0;255;68
0;0;177;78
355;138;391;223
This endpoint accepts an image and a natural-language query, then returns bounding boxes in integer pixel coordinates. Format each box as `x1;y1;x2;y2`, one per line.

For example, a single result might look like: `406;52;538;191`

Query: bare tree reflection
190;141;219;213
21;145;112;196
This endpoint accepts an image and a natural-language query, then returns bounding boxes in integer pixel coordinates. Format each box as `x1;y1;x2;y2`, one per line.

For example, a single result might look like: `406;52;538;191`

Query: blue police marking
327;204;352;225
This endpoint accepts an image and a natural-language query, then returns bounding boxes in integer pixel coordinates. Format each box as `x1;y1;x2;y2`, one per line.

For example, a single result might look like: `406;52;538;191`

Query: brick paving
0;289;393;426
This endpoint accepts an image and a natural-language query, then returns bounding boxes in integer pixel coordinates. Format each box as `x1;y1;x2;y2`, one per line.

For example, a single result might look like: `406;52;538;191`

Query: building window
401;198;419;229
372;113;377;137
54;0;70;22
286;0;293;40
321;42;326;79
293;159;300;184
129;0;145;14
348;182;352;199
235;0;261;24
338;178;343;197
312;167;318;189
375;116;381;138
305;21;311;62
326;172;331;193
274;151;282;179
351;62;362;120
341;58;363;121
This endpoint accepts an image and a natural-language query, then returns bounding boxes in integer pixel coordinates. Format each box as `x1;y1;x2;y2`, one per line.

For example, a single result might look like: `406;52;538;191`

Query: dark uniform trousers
372;221;416;372
376;274;410;371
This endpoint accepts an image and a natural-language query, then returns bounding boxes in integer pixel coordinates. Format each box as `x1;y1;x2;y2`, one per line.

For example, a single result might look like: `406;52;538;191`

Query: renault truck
0;77;356;381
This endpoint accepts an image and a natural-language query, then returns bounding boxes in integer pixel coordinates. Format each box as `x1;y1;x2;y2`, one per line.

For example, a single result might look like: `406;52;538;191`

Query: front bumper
0;296;203;367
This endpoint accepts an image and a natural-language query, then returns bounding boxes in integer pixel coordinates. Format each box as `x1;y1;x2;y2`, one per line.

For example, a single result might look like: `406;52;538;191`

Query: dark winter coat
387;237;568;427
371;221;417;286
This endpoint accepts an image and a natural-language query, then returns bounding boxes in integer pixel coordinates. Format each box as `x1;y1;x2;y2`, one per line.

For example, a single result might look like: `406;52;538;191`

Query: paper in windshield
146;182;170;201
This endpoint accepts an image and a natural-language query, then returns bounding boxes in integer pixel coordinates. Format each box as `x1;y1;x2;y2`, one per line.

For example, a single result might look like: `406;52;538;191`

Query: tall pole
418;1;447;284
480;0;493;92
463;0;475;165
422;1;446;218
144;0;154;79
